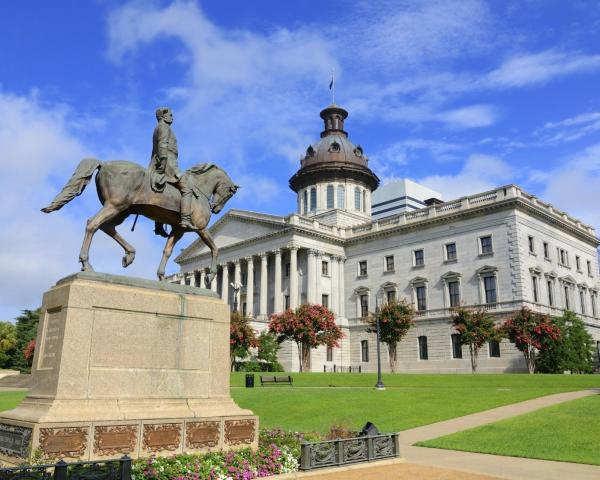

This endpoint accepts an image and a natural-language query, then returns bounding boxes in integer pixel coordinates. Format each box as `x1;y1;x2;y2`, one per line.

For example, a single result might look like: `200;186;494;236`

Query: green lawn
231;373;600;433
0;390;26;411
418;394;600;465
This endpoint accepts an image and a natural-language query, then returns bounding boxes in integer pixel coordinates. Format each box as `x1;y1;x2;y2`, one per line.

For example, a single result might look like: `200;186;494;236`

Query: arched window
302;190;308;214
362;190;366;212
326;185;334;209
337;185;345;209
354;187;361;210
310;187;317;211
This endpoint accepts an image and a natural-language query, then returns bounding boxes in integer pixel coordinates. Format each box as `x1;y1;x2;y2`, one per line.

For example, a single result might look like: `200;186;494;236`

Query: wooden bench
260;375;293;386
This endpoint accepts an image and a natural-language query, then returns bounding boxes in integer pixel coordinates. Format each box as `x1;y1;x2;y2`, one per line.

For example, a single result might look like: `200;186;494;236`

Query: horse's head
211;168;239;214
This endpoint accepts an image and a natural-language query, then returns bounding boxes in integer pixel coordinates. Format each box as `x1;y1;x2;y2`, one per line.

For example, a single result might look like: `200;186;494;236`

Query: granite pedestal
0;272;257;463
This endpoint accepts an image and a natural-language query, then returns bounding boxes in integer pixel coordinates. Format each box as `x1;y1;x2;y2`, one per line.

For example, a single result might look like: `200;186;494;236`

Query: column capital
244;255;254;263
233;258;241;265
258;251;269;258
308;248;319;257
272;248;282;256
287;243;299;251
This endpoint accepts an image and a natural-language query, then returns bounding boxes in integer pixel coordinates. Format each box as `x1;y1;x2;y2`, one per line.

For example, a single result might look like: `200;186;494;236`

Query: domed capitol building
170;104;600;373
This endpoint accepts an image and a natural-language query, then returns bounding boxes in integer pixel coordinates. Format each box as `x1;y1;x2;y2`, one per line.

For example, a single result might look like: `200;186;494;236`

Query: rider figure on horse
148;107;194;232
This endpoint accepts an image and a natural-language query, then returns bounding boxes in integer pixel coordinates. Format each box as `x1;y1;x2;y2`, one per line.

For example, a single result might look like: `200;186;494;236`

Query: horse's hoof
157;273;165;281
122;252;135;268
81;263;94;272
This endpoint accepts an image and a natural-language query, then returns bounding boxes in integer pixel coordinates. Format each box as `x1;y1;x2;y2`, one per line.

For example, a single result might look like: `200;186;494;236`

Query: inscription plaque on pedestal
186;421;220;449
224;420;256;446
142;424;181;453
0;424;32;458
39;427;88;458
94;425;138;456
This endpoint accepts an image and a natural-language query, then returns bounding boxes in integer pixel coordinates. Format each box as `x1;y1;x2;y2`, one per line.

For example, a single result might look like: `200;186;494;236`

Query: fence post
53;460;68;480
300;444;311;470
119;455;132;480
359;365;362;373
323;365;326;372
333;364;336;373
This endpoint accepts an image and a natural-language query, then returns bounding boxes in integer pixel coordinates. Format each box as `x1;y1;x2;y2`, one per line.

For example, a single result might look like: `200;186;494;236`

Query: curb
271;457;407;478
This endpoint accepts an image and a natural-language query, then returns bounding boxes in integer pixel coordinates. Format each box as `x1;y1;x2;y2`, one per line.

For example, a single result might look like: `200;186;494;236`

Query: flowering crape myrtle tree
230;311;258;371
269;304;343;372
367;300;415;373
451;307;502;373
503;307;561;374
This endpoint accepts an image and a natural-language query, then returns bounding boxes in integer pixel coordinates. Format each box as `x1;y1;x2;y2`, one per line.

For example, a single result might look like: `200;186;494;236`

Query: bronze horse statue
41;158;238;284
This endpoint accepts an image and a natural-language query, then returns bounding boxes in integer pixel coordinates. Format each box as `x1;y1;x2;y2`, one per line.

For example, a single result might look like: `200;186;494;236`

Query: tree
536;311;595;374
367;300;415;373
230;311;257;371
256;331;283;371
503;307;561;374
11;309;40;373
269;304;343;372
451;307;502;373
0;322;17;368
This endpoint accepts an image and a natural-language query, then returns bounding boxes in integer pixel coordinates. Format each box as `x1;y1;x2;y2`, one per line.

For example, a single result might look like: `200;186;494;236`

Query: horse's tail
41;158;102;213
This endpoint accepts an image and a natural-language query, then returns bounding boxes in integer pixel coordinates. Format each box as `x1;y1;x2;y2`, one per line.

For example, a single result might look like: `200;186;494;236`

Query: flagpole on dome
329;70;335;104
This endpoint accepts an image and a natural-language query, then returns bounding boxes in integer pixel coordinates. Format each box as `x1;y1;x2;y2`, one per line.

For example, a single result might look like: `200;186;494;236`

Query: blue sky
2;0;600;320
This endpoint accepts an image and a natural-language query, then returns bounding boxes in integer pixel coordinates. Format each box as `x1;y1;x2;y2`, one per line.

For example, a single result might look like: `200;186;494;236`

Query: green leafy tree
451;307;502;373
536;311;595;374
256;331;283;371
0;322;17;368
230;311;257;371
11;309;40;373
269;304;343;372
503;307;561;374
367;300;415;373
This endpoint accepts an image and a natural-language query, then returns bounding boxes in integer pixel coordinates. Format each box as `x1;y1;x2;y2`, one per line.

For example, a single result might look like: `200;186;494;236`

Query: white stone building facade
171;105;600;373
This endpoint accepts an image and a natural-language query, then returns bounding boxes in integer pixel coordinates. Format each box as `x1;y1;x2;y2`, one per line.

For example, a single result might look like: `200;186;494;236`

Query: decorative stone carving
306;145;315;157
142;424;182;453
353;145;363;157
93;425;138;456
39;427;88;459
224;419;256;446
185;421;220;449
329;141;341;153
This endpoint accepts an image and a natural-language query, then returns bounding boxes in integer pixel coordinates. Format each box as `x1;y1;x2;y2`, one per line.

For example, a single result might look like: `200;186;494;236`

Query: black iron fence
0;455;131;480
299;433;400;470
323;365;362;373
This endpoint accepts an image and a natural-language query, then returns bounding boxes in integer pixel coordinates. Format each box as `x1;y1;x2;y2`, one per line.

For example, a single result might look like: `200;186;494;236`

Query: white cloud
0;92;165;321
417;154;514;200
437;104;497;128
486;50;600;88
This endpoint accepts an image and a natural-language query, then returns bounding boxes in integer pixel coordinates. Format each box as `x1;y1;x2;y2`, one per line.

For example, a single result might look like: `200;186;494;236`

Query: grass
230;372;600;433
417;394;600;465
0;390;26;411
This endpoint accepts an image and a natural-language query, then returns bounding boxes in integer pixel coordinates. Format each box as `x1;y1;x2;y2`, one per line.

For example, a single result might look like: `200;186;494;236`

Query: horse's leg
198;228;218;287
157;227;184;281
78;205;122;271
100;216;136;268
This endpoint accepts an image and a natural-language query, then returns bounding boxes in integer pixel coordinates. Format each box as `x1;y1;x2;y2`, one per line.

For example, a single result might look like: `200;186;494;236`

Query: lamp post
374;299;385;391
230;282;242;313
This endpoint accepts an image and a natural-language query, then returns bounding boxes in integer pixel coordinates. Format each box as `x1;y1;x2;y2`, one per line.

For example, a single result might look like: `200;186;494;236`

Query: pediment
544;270;558;278
354;285;370;295
380;281;398;289
441;271;461;279
409;276;428;285
476;265;498;275
560;274;577;284
529;266;543;275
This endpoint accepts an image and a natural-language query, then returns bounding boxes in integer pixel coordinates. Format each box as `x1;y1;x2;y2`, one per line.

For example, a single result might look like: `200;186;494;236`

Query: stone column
180;274;186;286
315;251;322;305
259;253;268;317
221;264;229;304
233;260;241;312
307;249;316;304
274;249;283;312
210;268;218;293
289;245;299;309
338;257;345;317
331;256;339;315
199;269;206;289
246;256;254;318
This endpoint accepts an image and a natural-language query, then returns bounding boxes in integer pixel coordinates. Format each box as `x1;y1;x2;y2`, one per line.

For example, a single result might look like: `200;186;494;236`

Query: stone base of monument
0;272;258;463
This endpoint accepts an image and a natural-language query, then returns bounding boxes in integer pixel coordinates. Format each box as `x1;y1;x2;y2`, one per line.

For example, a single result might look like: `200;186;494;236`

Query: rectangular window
559;248;568;266
386;290;396;303
414;249;424;266
451;333;462;359
580;290;586;314
354;188;361;210
321;294;329;309
310;188;317;211
489;340;501;358
484;276;497;304
576;256;581;271
326;346;333;362
360;294;369;317
326;185;334;209
285;263;290;277
337;186;345;209
416;286;427;311
322;261;329;276
361;340;369;362
528;236;535;253
448;281;460;307
587;260;592;276
564;286;570;310
385;255;395;272
547;280;554;306
532;276;539;303
543;242;549;259
445;243;457;261
592;293;597;317
418;336;428;360
359;260;368;277
284;295;290;310
480;236;493;255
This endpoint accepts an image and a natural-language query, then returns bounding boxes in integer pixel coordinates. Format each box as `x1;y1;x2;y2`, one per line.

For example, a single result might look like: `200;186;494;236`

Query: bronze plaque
94;425;137;456
142;424;181;452
39;427;88;458
186;421;220;449
224;420;256;446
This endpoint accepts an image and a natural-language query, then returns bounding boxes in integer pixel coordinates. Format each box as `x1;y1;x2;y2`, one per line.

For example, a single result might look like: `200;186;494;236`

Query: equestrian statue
41;107;239;285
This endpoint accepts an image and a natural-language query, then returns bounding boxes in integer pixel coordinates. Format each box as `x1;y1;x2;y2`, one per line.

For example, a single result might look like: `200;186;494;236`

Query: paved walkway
280;388;600;480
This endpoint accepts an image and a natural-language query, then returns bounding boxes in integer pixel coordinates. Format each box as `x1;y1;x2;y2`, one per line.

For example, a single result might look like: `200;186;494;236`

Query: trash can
245;373;255;388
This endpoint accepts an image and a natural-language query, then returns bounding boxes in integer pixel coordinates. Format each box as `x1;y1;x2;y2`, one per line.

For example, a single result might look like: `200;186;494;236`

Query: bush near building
230;311;258;371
